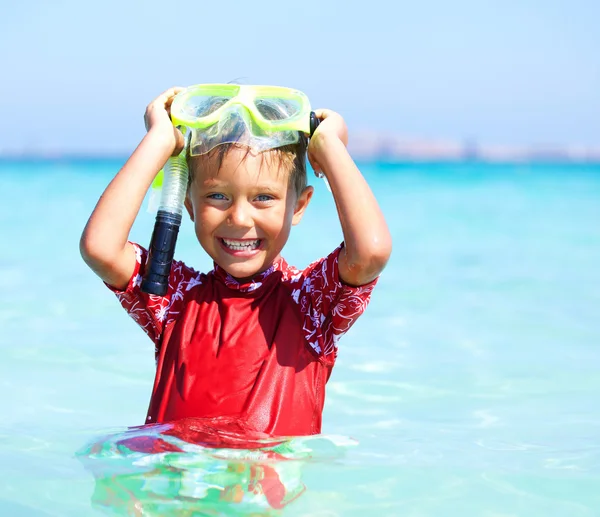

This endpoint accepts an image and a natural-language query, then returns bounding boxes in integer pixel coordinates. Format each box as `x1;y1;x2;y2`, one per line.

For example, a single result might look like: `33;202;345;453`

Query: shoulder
279;246;378;359
168;254;206;294
278;246;343;284
294;245;378;313
116;244;207;315
128;243;204;291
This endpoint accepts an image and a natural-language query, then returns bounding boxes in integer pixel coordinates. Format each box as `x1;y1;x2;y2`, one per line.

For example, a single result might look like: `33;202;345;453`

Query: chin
218;252;266;276
223;263;264;280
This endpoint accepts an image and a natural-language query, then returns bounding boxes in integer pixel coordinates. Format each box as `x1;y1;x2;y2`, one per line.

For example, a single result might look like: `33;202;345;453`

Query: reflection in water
76;418;356;516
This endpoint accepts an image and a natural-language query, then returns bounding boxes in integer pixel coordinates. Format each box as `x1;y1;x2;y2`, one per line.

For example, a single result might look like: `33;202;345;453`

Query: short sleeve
106;243;203;347
298;245;378;360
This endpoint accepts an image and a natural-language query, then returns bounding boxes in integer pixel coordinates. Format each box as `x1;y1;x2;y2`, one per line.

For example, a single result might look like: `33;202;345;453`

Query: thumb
172;126;186;156
307;151;322;177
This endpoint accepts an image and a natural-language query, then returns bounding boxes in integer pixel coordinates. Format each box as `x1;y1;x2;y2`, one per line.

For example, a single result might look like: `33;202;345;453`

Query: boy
80;86;391;437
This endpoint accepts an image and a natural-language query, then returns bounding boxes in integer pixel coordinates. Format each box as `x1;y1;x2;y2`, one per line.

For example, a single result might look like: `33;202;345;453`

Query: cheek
284;197;299;225
197;204;221;220
194;206;222;235
264;206;291;232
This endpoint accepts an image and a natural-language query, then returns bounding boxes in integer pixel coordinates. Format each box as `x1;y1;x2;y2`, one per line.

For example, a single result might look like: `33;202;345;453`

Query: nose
227;199;253;228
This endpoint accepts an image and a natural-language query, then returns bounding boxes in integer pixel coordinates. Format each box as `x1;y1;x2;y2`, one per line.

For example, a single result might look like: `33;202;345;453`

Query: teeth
222;238;260;250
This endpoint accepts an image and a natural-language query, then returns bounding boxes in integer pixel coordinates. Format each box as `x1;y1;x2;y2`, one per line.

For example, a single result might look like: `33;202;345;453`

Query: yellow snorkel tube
141;84;320;296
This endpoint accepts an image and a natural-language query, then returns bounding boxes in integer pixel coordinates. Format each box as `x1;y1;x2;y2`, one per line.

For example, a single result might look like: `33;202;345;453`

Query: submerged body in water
77;418;356;515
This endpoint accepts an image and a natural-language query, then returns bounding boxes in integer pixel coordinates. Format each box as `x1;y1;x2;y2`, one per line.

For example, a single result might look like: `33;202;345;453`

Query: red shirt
109;244;377;436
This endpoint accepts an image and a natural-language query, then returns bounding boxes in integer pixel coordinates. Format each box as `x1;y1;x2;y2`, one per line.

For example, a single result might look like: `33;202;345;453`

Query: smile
220;238;262;251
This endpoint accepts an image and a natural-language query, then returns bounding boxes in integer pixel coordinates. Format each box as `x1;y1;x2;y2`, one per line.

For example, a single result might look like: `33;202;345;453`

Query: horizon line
1;152;600;167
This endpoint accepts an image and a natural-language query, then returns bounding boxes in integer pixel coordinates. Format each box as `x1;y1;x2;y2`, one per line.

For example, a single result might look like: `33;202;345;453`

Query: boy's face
185;147;313;280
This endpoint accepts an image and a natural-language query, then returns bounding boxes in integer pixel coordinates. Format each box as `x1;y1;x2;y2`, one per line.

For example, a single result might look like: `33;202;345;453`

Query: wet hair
185;97;308;196
186;138;307;196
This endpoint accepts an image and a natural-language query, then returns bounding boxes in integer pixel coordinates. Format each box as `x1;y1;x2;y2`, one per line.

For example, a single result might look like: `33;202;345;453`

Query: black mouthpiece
141;210;182;296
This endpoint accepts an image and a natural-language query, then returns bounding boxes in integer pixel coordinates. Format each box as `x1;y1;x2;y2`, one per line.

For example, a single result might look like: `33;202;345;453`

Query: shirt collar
213;257;286;293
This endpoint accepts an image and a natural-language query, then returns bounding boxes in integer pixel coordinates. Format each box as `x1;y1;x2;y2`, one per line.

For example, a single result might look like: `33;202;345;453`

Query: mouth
219;237;263;254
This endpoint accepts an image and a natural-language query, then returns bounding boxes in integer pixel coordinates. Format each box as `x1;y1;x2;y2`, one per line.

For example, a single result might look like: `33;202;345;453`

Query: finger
171;126;186;156
165;100;175;117
312;108;333;120
152;87;185;109
160;86;185;100
307;152;321;175
148;87;185;118
165;89;184;108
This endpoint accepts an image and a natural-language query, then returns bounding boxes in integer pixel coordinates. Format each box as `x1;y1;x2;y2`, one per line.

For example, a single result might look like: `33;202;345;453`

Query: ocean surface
0;158;599;516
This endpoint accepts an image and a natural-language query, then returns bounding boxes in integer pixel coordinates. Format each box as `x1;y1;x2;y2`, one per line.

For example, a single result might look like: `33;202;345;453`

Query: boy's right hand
144;87;186;156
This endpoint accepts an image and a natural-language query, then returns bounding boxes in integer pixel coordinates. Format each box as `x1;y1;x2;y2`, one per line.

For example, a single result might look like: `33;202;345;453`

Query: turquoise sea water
0;159;599;516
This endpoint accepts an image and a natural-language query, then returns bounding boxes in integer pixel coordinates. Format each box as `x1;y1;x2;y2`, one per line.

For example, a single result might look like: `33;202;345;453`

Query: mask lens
180;94;234;119
254;97;303;122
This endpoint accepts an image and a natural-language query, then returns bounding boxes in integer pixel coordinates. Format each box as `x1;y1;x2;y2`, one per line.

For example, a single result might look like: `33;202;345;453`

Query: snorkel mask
141;84;320;295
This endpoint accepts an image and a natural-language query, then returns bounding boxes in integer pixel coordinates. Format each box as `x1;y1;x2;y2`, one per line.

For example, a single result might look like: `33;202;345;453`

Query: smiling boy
80;86;391;436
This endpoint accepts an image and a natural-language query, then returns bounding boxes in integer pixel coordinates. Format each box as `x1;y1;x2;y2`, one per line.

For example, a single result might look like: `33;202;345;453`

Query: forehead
193;147;291;188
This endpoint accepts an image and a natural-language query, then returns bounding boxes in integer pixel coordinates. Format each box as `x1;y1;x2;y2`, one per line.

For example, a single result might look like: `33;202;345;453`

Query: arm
80;87;185;289
307;110;392;286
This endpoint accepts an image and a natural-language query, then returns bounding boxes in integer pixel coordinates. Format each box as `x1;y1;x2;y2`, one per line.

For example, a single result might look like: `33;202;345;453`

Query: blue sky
1;0;599;153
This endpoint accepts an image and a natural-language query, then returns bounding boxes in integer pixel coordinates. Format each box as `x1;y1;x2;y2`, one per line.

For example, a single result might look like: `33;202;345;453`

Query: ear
291;186;313;226
184;193;195;222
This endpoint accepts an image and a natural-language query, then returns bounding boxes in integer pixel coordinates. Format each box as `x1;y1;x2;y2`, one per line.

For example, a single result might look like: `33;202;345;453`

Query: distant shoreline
2;133;600;165
345;132;600;164
1;154;599;166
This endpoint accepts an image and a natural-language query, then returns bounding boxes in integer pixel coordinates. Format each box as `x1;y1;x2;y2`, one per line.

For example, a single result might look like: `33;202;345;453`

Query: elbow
79;230;94;265
363;232;393;270
344;235;392;285
79;228;116;270
79;231;102;270
365;238;393;275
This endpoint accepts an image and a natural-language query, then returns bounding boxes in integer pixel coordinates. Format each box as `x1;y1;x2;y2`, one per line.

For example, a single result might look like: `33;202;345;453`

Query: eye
207;193;228;200
255;194;274;202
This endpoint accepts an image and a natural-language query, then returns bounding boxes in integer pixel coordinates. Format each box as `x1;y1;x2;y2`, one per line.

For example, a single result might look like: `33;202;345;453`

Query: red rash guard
109;243;377;437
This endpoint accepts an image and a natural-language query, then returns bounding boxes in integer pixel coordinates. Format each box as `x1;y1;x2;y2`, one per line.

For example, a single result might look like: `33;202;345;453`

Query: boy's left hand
307;109;348;176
